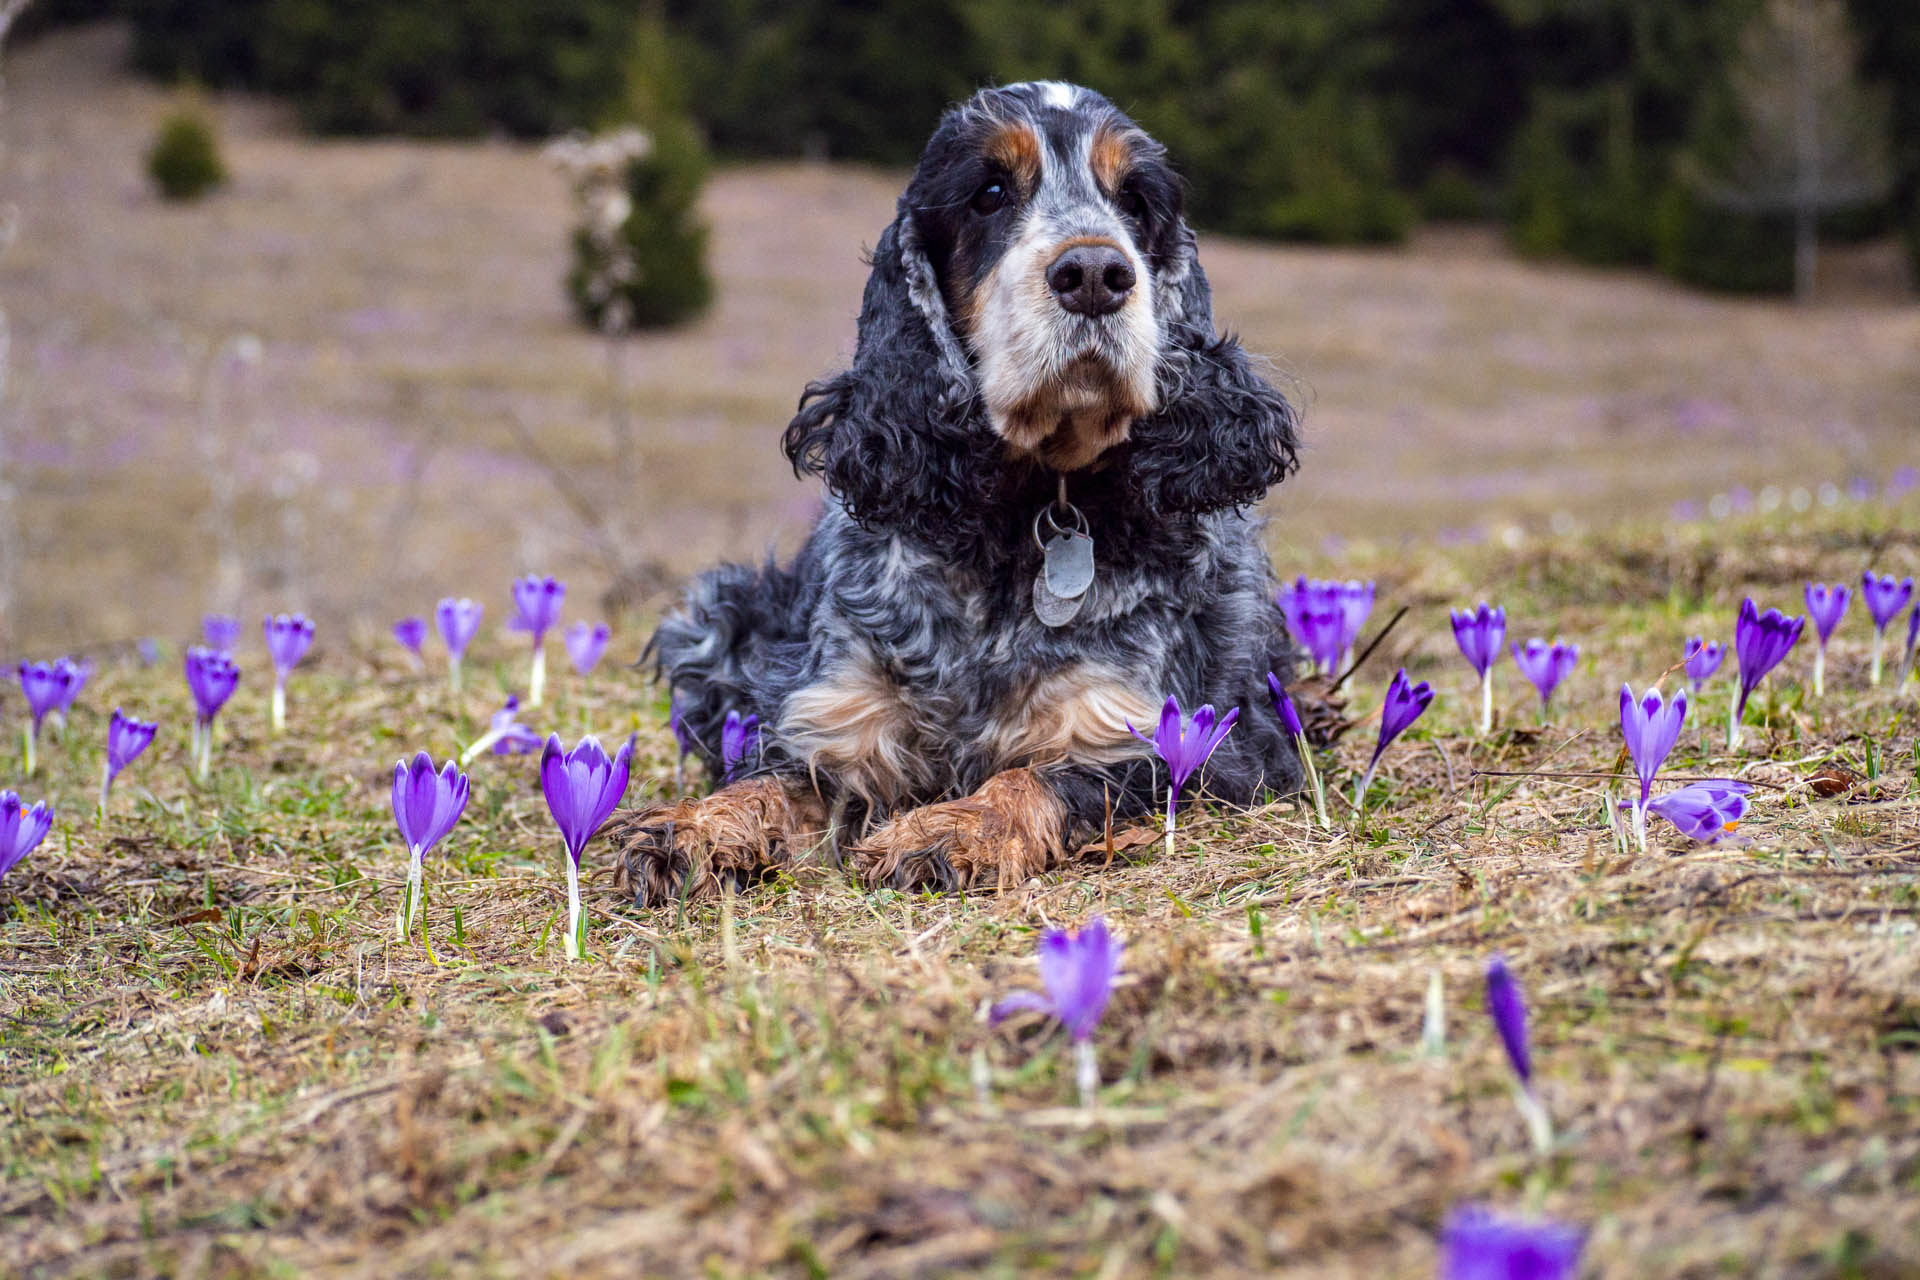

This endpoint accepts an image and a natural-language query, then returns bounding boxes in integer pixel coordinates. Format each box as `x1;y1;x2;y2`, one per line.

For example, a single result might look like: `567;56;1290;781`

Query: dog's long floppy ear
1126;222;1301;516
781;211;985;542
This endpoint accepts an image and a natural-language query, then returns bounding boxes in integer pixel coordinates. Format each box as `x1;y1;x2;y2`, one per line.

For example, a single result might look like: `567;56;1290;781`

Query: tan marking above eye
983;120;1042;195
1088;121;1135;196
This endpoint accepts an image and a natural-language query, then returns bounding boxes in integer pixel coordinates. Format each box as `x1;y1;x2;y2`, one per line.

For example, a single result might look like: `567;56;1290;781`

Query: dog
613;81;1303;905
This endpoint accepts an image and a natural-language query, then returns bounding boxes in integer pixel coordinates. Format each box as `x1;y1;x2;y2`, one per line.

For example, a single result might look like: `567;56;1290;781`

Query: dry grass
2;26;1918;649
4;497;1919;1277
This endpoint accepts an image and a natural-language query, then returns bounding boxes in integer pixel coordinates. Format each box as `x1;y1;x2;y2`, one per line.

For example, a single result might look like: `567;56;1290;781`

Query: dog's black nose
1046;245;1135;316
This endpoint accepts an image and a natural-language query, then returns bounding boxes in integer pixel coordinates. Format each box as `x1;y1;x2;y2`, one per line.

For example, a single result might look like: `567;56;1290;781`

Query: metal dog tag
1033;571;1085;627
1042;529;1095;599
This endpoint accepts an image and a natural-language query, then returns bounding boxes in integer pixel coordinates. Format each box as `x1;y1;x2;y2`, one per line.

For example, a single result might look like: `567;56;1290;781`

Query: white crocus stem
402;844;424;936
1871;630;1884;686
271;680;287;733
528;645;548;708
1075;1038;1099;1109
1632;798;1648;853
1727;682;1743;751
1478;670;1493;735
459;726;508;766
99;761;114;816
1164;788;1177;859
449;654;464;694
22;724;34;778
1515;1085;1554;1157
1813;646;1825;698
1294;732;1329;829
1421;969;1446;1058
564;853;583;960
1353;758;1381;813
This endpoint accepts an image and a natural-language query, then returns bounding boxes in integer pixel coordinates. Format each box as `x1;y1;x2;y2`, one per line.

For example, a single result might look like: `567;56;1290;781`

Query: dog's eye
970;179;1011;215
1116;183;1148;222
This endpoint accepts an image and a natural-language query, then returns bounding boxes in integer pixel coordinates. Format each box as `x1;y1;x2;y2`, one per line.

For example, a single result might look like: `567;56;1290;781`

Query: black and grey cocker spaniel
614;81;1303;904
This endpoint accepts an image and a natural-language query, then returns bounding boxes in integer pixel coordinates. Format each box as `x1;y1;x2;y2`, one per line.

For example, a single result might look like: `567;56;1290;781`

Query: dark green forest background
28;0;1920;293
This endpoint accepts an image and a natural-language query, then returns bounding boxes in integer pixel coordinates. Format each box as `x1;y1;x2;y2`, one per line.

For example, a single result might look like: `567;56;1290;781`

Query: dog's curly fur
620;82;1304;903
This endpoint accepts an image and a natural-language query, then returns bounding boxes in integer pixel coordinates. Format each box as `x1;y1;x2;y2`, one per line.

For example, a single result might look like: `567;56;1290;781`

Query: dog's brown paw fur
850;768;1067;892
610;777;830;907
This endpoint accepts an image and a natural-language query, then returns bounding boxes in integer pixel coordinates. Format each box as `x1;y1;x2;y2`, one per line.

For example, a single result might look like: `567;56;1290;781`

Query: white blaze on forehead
1027;81;1080;110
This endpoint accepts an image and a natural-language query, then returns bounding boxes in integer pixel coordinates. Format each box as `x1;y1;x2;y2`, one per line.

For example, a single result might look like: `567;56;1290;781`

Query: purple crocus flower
509;575;566;706
1730;598;1804;749
263;613;315;733
565;621;611;677
722;709;760;778
391;752;471;938
184;646;240;781
435;597;484;692
1450;603;1506;734
539;732;635;960
1905;605;1920;687
202;614;241;653
1802;582;1850;697
1440;1205;1584;1280
99;708;158;813
1644;779;1753;843
460;695;542;764
1484;954;1531;1086
0;790;54;882
1278;578;1372;674
1128;694;1239;855
1485;954;1554;1155
51;656;91;735
1619;683;1686;850
1861;571;1915;686
990;918;1122;1105
1683;637;1726;696
393;616;428;670
1509;639;1578;718
1267;672;1327;827
17;661;74;776
1353;669;1434;810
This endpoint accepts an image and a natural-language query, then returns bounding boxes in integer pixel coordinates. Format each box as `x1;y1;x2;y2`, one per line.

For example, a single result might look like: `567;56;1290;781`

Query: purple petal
1441;1204;1584;1280
1484;955;1531;1086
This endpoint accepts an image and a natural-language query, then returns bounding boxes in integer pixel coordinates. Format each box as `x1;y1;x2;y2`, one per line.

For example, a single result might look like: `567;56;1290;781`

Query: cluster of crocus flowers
1449;602;1505;734
721;708;760;779
0;790;54;882
17;660;74;776
1509;638;1578;720
566;621;611;677
1354;669;1433;812
393;616;427;670
1619;684;1685;852
1729;598;1804;749
1278;577;1374;674
1130;695;1238;856
1802;582;1850;697
1861;571;1914;686
100;708;157;814
436;597;484;692
391;752;471;940
1268;674;1327;827
540;733;633;960
990;917;1120;1107
508;575;566;706
184;646;240;780
1683;636;1725;697
263;613;315;733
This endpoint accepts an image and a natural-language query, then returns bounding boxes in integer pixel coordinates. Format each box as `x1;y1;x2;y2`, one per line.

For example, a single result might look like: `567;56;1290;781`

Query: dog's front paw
610;777;829;907
851;769;1067;893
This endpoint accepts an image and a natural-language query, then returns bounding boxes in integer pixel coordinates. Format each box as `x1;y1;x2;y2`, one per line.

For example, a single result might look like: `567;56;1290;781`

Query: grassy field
3;496;1918;1278
2;26;1919;650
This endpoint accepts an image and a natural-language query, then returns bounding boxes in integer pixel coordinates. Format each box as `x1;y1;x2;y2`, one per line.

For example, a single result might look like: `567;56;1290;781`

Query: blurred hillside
0;26;1915;652
25;0;1920;295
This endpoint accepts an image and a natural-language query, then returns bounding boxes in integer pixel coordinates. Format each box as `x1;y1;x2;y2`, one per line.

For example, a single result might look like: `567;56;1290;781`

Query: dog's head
784;83;1298;542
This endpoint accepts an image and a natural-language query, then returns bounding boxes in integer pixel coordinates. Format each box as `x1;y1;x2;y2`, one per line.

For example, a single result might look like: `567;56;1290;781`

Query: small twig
1468;768;1791;792
1328;605;1409;696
